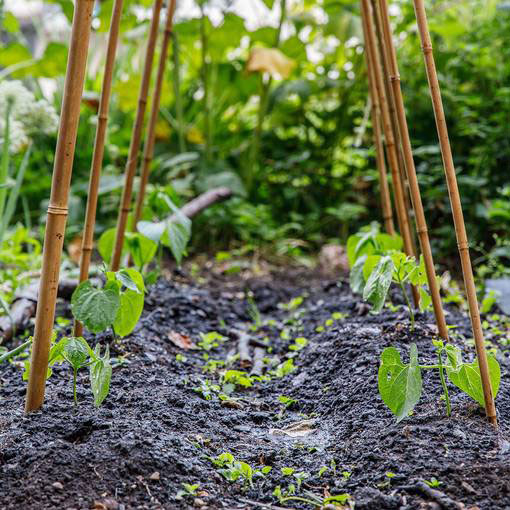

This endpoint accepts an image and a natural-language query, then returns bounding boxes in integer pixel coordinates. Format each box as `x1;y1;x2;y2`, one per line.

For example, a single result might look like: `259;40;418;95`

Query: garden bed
0;267;509;509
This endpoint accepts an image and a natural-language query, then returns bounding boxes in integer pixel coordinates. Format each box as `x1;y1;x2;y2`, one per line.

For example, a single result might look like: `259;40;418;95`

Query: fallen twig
250;347;265;376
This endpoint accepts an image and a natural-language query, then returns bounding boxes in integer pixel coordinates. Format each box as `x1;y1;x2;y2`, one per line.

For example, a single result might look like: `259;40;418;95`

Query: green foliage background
1;0;509;270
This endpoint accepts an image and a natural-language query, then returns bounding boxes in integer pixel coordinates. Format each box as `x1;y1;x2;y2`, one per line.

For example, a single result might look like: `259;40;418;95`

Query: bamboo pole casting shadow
412;0;497;425
376;0;448;340
25;0;95;412
110;0;164;271
362;21;395;236
74;0;124;338
361;0;419;305
132;0;177;230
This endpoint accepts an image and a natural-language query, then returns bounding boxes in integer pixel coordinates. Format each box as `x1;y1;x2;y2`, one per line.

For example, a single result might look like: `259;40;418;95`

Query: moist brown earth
0;268;509;510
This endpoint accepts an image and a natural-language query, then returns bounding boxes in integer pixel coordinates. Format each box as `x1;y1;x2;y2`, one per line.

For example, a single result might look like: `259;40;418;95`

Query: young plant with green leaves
71;268;145;338
348;225;431;329
379;341;500;422
209;453;271;489
23;333;111;407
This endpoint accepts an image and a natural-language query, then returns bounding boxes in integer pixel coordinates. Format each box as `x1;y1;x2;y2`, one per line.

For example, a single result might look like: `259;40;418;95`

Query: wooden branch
237;331;252;369
170;187;233;222
250;347;265;377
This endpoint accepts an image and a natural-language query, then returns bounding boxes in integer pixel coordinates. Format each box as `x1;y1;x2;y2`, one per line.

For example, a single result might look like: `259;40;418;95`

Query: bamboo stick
376;0;448;340
360;0;418;303
370;0;417;254
110;0;163;271
74;0;124;338
368;0;419;307
411;0;497;425
25;0;95;412
132;0;177;231
363;32;395;236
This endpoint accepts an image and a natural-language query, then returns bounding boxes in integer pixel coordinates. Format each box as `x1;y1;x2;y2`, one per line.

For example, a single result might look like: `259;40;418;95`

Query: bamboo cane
360;0;418;303
370;0;417;254
368;0;420;307
376;0;448;340
132;0;177;231
411;0;497;425
74;0;124;338
25;0;95;412
110;0;163;271
363;27;395;236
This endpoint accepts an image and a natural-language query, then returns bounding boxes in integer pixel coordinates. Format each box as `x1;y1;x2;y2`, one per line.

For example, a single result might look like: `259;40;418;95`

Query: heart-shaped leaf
71;281;120;333
137;220;165;243
110;268;145;338
378;343;422;422
446;353;501;408
62;336;91;371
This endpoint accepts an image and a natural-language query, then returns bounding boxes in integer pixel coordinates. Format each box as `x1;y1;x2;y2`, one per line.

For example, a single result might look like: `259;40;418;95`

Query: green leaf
90;344;112;407
71;281;120;333
418;286;432;312
62;337;90;371
261;0;275;7
378;344;422;423
346;234;362;267
137;220;165;243
98;227;126;264
111;269;145;337
446;353;501;408
363;256;394;312
116;269;141;293
162;210;191;267
125;232;157;268
350;254;367;294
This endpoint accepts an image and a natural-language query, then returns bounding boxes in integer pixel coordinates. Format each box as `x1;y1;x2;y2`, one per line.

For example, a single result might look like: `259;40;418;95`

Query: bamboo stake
74;0;124;338
370;0;417;254
25;0;95;412
412;0;497;425
110;0;163;271
363;27;395;236
376;0;448;340
360;0;418;304
132;0;177;231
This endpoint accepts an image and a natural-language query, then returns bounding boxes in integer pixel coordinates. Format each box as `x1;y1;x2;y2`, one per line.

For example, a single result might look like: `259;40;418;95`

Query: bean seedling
379;341;500;422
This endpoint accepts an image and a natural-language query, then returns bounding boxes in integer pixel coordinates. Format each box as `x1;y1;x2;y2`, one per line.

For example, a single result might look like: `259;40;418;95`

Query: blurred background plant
0;0;509;281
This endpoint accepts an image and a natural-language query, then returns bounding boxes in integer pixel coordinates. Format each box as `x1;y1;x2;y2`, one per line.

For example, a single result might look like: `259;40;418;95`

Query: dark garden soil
1;265;510;510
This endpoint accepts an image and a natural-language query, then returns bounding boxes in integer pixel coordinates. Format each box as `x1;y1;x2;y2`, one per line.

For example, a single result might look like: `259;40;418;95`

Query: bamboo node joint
47;205;68;216
390;74;401;82
421;44;433;54
457;241;469;251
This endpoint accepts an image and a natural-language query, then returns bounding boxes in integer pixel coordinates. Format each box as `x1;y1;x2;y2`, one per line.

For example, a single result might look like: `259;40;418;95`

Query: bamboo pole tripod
25;0;95;412
74;0;125;338
360;0;419;307
411;0;497;425
374;0;448;340
110;0;164;271
364;44;395;236
132;0;177;230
